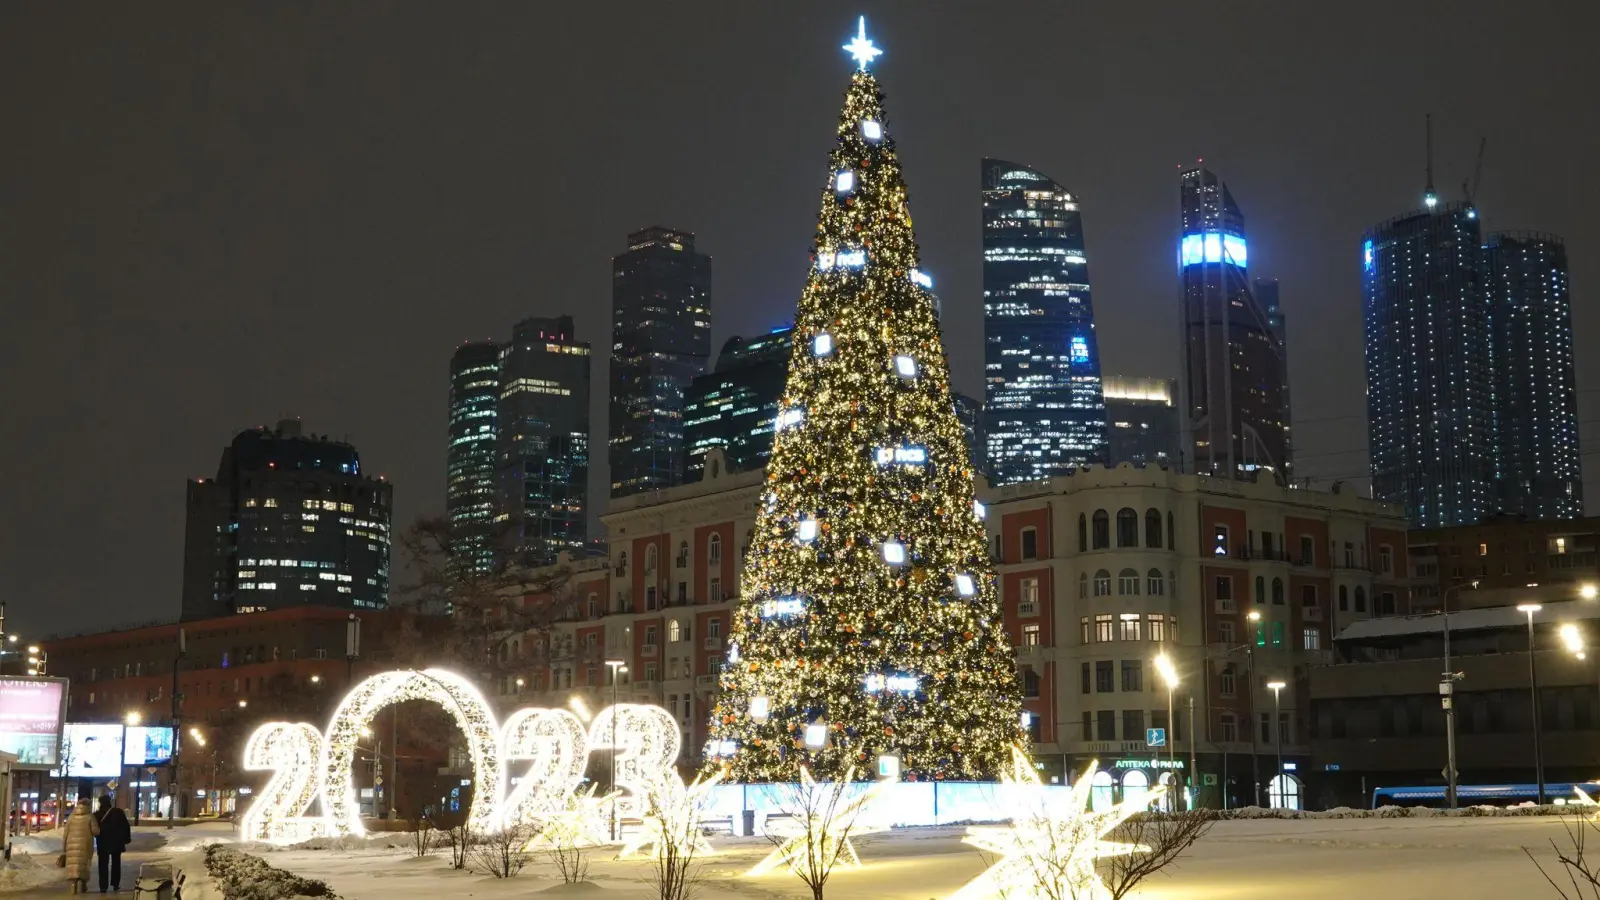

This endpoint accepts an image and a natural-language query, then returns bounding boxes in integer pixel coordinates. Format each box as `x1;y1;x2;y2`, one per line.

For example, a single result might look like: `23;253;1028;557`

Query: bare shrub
468;823;538;879
445;822;475;870
1098;809;1214;900
1527;808;1600;898
757;767;883;900
408;815;435;858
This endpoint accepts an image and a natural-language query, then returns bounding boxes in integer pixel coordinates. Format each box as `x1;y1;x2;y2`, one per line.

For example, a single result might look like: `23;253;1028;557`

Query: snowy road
2;816;1580;897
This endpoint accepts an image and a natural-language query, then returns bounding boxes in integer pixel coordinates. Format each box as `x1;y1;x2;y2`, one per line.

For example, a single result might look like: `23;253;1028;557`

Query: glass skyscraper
1483;232;1582;519
682;326;793;481
982;158;1106;483
497;315;592;565
1179;166;1292;482
182;418;392;620
1103;375;1180;468
1363;201;1494;528
447;341;501;576
609;227;713;497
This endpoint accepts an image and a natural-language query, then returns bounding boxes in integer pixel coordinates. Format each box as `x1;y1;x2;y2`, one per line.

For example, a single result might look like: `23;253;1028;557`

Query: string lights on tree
708;15;1021;783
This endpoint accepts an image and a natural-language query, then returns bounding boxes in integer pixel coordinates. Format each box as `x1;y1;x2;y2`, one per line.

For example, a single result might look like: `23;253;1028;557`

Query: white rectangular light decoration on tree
761;596;807;618
882;541;906;565
909;269;932;288
973;500;986;519
836;249;866;267
796;517;819;542
750;695;770;723
861;119;882;140
836;170;855;193
804;723;828;749
955;573;976;596
864;673;921;693
817;250;836;270
894;355;917;378
776;408;805;431
812;333;834;357
874;445;927;466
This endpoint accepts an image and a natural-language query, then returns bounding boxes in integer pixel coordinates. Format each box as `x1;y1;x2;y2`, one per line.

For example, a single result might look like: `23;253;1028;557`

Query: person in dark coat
93;795;131;893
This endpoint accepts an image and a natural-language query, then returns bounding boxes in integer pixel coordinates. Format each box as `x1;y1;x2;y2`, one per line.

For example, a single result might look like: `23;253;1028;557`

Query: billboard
0;677;67;768
64;723;124;779
123;726;174;766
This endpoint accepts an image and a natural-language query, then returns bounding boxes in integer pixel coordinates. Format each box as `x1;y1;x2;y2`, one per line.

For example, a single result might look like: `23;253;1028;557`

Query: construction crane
1463;137;1486;219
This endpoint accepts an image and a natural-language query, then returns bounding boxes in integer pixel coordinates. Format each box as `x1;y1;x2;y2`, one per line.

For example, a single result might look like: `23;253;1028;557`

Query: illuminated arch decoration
500;707;590;829
321;668;504;837
240;722;326;843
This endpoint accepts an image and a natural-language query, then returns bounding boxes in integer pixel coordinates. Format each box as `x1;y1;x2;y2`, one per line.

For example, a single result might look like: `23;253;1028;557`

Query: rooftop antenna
1463;137;1486;219
1424;114;1438;209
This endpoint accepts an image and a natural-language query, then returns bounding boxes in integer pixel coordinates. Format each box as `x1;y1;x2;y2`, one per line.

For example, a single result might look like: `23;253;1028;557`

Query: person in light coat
61;798;99;894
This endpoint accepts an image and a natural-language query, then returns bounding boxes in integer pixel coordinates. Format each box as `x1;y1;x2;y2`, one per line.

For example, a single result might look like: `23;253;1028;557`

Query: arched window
1078;514;1088;552
1078;573;1088;600
677;541;689;568
708;533;722;566
1145;509;1163;549
1355;586;1367;612
645;544;658;574
1255;576;1266;605
668;620;682;643
511;640;519;658
1118;568;1140;595
1122;769;1151;809
1093;569;1112;596
1271;578;1285;605
1339;585;1350;611
617;551;628;573
1092;510;1110;549
1147;568;1165;596
1091;771;1115;813
1269;774;1303;810
1116;508;1139;547
1167;512;1175;551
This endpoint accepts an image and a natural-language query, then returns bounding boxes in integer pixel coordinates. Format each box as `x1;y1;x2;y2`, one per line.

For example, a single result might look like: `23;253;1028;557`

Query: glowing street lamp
1266;681;1287;809
1518;603;1546;804
1582;584;1598;601
604;658;628;840
1153;653;1180;805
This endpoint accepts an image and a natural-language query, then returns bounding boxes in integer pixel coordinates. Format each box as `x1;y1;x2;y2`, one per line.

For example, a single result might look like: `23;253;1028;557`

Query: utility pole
170;628;185;825
1188;694;1197;811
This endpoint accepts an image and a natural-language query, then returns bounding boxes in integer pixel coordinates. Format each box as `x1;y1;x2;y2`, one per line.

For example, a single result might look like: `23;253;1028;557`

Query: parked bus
1372;782;1600;808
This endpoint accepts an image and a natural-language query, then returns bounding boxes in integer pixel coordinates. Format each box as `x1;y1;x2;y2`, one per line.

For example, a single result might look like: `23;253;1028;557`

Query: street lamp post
1154;654;1179;809
1266;681;1286;809
1518;603;1546;805
1438;580;1478;809
1246;610;1262;808
604;658;627;841
122;711;142;824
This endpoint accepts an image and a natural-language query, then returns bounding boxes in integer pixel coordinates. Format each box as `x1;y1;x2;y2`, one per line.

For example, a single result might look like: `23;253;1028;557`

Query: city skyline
3;3;1595;637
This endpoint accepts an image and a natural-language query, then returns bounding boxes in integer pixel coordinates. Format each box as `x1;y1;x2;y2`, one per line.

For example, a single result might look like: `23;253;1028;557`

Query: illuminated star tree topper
842;16;882;71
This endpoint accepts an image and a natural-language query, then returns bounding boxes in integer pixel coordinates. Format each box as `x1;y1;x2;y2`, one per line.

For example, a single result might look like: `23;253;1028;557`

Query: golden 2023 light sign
239;668;681;844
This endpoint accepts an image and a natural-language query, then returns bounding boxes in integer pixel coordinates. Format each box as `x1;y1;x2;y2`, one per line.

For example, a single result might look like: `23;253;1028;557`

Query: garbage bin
741;809;756;837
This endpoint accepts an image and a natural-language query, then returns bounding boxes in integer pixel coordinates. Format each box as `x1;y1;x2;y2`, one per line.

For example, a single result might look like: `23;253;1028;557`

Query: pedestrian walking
93;795;132;893
60;798;99;894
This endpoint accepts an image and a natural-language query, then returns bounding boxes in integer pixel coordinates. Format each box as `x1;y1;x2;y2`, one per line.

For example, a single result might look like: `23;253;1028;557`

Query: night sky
3;2;1596;639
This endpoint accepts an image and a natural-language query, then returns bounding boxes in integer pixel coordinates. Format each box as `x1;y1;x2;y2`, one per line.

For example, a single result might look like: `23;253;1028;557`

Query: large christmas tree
709;21;1021;782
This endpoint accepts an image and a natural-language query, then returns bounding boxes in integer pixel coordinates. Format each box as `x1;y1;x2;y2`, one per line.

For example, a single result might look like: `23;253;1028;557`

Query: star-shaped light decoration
747;766;893;877
842;16;882;71
950;747;1165;900
617;771;723;860
524;784;615;852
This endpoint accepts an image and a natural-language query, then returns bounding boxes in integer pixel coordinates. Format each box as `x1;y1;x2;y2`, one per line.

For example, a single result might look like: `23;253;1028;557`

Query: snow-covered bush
202;845;341;900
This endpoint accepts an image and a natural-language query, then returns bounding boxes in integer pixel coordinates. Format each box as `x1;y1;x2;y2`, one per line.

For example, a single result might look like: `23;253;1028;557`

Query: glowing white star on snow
747;766;893;877
951;747;1165;900
842;16;882;71
523;784;615;851
617;771;722;860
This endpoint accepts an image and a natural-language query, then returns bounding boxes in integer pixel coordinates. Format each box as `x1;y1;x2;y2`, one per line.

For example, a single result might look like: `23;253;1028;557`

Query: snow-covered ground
2;816;1587;896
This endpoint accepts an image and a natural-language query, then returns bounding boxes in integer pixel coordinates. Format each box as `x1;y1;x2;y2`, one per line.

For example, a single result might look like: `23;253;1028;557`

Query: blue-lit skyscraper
447;342;501;575
1483;232;1582;519
982;158;1105;483
1363;201;1494;528
1179;166;1291;482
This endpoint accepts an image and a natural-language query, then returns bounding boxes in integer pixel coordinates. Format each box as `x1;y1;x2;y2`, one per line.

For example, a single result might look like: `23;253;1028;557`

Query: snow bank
0;852;61;895
198;845;342;899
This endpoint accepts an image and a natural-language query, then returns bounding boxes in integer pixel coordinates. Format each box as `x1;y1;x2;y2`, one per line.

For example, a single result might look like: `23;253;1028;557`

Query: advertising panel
0;677;67;768
64;723;124;779
123;725;175;766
